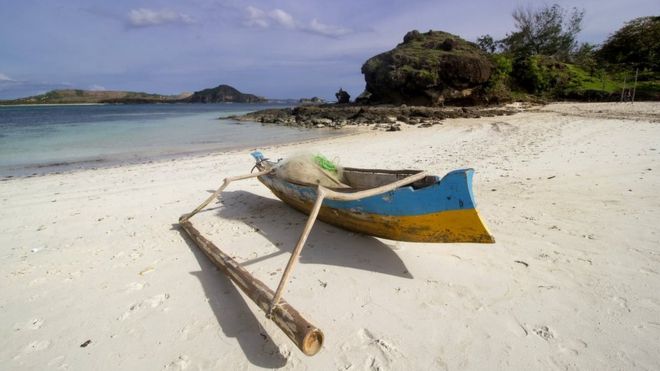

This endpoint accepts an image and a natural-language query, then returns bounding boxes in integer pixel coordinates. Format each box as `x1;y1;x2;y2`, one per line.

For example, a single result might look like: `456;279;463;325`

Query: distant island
184;84;265;103
0;84;265;105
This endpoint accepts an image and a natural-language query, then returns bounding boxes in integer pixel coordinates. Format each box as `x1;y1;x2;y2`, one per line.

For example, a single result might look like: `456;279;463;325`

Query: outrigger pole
179;167;427;356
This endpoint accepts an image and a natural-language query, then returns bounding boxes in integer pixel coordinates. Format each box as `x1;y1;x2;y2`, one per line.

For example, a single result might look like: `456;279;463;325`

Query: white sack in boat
274;152;350;188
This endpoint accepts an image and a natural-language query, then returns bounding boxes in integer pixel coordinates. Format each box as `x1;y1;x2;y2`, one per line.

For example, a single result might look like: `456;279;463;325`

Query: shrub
512;55;581;96
484;54;513;101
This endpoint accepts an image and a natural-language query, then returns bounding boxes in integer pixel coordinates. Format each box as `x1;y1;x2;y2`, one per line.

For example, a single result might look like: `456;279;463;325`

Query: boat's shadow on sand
216;190;412;279
178;232;288;368
174;190;412;366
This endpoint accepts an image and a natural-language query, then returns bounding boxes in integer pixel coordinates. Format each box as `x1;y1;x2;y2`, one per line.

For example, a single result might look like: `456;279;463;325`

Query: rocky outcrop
361;30;493;106
299;97;326;105
185;84;266;103
229;104;517;129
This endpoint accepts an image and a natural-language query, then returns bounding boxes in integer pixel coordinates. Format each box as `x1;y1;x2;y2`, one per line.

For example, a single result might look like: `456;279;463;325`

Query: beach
1;102;659;370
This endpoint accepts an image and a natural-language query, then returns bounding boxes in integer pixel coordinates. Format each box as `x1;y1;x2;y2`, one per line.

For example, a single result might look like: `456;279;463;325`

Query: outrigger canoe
178;151;494;356
251;152;494;243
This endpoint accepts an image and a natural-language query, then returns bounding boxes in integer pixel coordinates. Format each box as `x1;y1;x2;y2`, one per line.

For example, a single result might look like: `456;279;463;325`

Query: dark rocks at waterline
226;104;518;129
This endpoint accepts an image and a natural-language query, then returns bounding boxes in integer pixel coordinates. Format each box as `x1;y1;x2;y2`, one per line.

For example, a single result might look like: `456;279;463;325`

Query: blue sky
0;0;658;100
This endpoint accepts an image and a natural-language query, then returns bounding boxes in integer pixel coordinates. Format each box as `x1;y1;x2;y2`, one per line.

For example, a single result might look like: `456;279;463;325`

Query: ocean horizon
0;103;344;177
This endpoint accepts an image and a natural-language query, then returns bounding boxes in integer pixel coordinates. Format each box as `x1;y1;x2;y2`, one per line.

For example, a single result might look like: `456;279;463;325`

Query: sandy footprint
18;339;51;357
532;325;555;341
558;338;588;356
118;293;170;320
364;355;385;371
125;281;148;292
178;320;213;341
612;296;631;313
355;328;404;370
29;318;44;330
145;293;170;308
13;318;44;331
164;355;190;370
47;355;68;369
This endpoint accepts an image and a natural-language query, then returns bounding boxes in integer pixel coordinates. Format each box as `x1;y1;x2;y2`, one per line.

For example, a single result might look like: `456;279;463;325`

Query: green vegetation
476;4;659;102
483;54;513;102
564;64;617;93
185;84;266;103
503;4;584;60
598;16;659;70
0;89;179;105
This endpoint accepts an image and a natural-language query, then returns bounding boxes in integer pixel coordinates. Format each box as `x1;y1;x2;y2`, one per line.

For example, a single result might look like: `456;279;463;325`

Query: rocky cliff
361;30;493;106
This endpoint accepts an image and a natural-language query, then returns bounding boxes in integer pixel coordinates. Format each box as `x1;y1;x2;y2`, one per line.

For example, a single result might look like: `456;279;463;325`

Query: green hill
0;89;185;105
184;84;266;103
0;84;266;105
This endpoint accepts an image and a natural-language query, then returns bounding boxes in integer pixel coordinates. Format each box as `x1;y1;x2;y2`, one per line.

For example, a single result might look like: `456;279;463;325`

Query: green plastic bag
314;154;338;174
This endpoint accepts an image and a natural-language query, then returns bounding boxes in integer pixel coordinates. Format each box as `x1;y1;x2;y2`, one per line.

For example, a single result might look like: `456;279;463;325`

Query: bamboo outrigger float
178;151;494;356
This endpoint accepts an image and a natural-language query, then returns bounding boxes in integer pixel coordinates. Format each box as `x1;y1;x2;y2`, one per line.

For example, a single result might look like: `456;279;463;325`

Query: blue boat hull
257;168;495;243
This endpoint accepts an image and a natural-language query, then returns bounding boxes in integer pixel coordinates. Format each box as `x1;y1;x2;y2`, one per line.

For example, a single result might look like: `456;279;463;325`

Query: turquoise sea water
0;103;341;177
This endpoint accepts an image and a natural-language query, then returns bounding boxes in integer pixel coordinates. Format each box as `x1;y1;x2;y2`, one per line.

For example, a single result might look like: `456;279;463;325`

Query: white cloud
244;6;269;28
304;19;352;37
269;9;295;29
243;6;351;38
127;8;194;27
89;84;106;91
0;73;15;81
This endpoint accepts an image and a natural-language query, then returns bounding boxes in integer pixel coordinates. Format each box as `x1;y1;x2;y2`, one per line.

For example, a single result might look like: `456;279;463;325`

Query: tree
501;4;584;61
572;42;598;73
335;88;350;104
476;34;498;54
597;16;660;71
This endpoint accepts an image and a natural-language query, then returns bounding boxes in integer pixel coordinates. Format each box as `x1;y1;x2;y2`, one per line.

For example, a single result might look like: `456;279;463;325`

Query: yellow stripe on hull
266;183;495;243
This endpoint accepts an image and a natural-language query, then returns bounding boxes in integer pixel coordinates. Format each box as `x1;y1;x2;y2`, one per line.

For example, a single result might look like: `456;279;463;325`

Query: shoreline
2;102;659;370
5;99;654;183
0;126;362;180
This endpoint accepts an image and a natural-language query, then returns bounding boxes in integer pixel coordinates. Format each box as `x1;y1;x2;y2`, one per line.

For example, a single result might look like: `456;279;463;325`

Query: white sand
2;102;659;370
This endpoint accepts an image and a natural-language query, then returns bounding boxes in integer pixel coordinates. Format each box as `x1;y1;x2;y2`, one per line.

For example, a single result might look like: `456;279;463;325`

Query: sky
0;0;658;100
